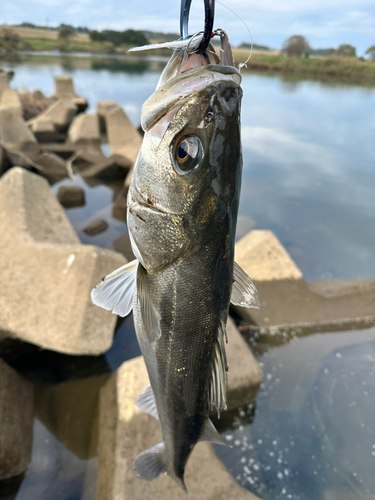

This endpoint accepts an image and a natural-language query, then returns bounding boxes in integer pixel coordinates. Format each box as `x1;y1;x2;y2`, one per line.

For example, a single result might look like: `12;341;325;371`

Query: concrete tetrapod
98;321;262;500
0;358;33;479
0;167;126;355
234;230;375;337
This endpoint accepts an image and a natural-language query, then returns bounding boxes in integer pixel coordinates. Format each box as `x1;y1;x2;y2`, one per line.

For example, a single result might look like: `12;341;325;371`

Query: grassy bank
234;50;375;82
2;26;375;83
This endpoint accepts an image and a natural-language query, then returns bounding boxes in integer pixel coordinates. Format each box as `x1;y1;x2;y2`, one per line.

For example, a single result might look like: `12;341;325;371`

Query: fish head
128;57;243;272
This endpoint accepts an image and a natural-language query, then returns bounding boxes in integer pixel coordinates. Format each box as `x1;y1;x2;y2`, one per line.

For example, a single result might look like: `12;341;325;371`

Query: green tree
365;45;375;61
337;44;356;57
58;26;74;42
282;35;310;57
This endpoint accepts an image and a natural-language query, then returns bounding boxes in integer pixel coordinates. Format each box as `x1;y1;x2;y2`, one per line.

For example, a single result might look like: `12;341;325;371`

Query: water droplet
253;464;260;471
284;469;289;476
277;472;283;479
257;439;263;445
336;353;342;359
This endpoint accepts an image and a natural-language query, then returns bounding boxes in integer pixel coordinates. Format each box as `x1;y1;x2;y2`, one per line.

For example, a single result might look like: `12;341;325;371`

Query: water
1;54;375;500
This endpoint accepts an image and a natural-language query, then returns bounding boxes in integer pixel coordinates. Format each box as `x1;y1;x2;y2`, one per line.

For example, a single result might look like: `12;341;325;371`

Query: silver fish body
91;40;259;490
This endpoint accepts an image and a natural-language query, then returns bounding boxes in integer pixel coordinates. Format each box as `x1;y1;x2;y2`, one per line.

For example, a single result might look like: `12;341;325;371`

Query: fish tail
133;442;187;491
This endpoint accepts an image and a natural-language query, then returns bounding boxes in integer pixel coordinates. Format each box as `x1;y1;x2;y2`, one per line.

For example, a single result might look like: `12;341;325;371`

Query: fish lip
130;184;182;216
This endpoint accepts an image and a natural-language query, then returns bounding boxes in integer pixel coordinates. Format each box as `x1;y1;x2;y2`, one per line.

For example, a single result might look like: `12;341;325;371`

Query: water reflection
215;326;375;500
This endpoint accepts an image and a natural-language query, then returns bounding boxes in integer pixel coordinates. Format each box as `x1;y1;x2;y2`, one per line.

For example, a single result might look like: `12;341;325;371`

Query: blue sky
1;0;374;54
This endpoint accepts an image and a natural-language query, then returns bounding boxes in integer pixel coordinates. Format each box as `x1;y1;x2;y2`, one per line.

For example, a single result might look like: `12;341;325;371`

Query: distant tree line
89;29;148;47
280;35;375;59
18;22;89;33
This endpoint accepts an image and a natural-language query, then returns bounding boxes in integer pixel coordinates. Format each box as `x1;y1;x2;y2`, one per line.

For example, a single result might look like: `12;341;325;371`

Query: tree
337;44;356;57
365;45;375;62
282;35;310;57
58;26;74;42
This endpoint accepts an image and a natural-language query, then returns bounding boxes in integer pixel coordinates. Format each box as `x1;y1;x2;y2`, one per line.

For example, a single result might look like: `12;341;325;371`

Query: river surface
1;53;375;500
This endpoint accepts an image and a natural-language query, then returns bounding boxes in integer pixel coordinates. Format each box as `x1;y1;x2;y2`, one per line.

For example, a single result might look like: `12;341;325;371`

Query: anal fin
135;384;159;420
208;320;228;417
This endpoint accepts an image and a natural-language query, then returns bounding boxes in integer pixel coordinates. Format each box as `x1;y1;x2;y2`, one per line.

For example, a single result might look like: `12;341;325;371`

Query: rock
34;152;68;185
97;100;118;133
68;113;100;146
235;230;303;282
80;154;132;183
30;115;59;143
226;318;263;409
19;90;56;121
36;98;78;133
40;142;78;159
0;167;126;355
0;358;33;479
83;219;109;236
98;356;261;500
0;72;9;98
54;75;88;113
0;109;40;166
0;89;22;117
57;185;85;208
113;233;135;262
106;105;142;165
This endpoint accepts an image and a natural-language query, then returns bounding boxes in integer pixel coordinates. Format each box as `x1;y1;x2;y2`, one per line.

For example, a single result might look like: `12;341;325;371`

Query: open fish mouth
140;30;241;133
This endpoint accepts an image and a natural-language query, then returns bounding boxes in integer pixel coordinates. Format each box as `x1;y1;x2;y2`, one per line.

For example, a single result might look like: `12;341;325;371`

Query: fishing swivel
180;0;215;53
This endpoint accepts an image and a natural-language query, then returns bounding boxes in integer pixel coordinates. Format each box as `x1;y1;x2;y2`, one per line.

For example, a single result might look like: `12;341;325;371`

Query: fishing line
215;0;253;70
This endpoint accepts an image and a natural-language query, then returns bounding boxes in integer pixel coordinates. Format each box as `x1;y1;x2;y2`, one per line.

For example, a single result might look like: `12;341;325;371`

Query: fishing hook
180;0;215;54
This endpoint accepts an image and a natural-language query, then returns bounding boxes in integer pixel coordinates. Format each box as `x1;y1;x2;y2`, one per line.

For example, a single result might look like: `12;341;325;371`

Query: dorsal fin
135;384;159;420
91;259;138;317
208;320;228;417
231;261;260;309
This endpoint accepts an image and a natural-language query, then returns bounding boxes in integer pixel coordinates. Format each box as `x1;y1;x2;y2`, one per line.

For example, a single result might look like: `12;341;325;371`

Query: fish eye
173;135;203;174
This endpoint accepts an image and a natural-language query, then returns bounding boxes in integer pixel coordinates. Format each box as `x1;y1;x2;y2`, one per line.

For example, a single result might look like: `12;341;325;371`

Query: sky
1;0;374;54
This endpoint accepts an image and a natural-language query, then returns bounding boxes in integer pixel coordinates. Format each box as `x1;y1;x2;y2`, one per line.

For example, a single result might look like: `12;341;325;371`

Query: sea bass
91;32;259;490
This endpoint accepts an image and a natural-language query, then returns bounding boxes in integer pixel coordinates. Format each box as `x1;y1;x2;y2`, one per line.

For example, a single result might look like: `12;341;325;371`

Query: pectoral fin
231;261;260;309
135;384;159;420
137;264;161;342
91;259;138;317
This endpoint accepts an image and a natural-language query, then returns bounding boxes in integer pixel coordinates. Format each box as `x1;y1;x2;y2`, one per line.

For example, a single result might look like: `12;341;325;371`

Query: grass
2;26;375;83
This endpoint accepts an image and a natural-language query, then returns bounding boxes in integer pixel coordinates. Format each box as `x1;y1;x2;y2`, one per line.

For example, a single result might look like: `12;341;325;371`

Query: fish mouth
129;184;180;216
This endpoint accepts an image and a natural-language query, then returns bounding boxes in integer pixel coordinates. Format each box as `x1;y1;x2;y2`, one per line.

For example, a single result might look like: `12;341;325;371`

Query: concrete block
35;374;109;460
34;152;68;185
80;154;132;183
0;73;9;98
226;318;263;409
0;89;22;117
57;185;85;208
98;356;261;500
106;106;142;165
97;100;118;133
234;230;375;332
0;359;33;479
54;75;88;112
0;109;40;166
30;115;59;143
83;219;109;236
235;230;303;282
39;98;78;133
68;113;100;146
0;167;127;355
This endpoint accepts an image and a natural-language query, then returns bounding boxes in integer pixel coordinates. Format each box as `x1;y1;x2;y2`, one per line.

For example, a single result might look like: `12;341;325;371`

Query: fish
91;30;259;490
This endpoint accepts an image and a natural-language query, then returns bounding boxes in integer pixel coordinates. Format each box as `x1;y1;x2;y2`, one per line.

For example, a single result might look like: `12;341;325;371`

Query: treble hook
180;0;215;54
